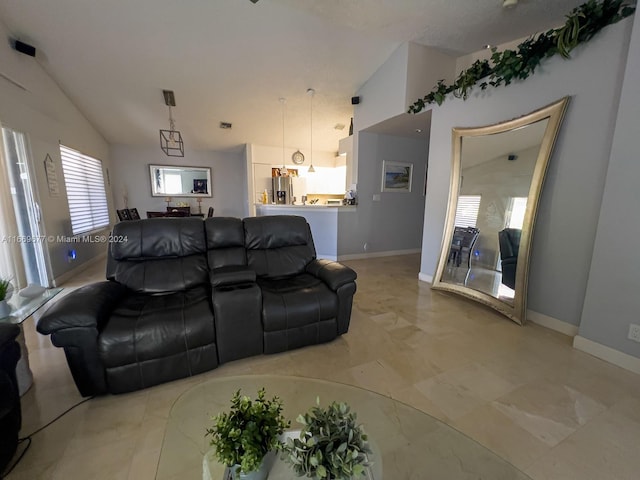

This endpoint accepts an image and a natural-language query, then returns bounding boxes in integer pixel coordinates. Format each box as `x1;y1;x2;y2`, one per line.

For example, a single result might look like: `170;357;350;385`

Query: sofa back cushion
243;215;316;278
106;218;208;293
205;217;247;269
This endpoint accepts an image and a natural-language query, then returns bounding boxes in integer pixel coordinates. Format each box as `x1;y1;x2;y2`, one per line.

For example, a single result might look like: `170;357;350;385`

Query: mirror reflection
149;164;212;197
441;119;548;303
432;97;569;325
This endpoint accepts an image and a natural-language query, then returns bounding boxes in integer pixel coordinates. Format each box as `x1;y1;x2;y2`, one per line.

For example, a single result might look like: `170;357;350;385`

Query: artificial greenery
282;399;371;480
408;0;636;113
206;388;290;475
0;278;12;301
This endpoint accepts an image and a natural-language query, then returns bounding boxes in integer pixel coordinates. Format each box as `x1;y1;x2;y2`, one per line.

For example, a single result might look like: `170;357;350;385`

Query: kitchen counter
255;204;356;260
255;203;356;211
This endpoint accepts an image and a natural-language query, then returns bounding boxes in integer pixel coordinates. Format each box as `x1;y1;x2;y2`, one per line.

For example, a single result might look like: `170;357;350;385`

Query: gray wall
110;144;247;219
579;11;640;358
338;132;428;256
0;17;113;283
420;18;634;330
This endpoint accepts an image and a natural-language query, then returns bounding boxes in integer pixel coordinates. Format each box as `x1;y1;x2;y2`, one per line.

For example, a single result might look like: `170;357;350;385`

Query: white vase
229;459;269;480
0;299;10;318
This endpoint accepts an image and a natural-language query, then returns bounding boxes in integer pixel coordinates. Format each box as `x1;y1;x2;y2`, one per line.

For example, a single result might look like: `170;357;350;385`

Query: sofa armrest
306;259;357;290
36;281;129;335
210;266;256;287
0;324;19;348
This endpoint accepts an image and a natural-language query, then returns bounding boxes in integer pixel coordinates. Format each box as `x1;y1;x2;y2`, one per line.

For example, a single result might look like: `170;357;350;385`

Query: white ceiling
0;0;585;155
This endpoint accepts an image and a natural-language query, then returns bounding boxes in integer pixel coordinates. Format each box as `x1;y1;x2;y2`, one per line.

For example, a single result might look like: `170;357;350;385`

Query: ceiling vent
219;122;232;129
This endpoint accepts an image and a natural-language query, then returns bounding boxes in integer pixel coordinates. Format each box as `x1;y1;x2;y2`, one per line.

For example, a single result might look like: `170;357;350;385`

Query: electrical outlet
628;323;640;343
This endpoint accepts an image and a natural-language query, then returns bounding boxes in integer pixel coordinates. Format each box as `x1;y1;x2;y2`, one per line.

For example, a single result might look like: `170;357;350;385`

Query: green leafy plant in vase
206;388;290;480
0;278;13;317
282;399;371;479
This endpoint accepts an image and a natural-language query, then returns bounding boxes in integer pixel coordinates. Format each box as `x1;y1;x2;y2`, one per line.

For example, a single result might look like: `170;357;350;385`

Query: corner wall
420;18;633;332
0;18;113;282
577;10;640;364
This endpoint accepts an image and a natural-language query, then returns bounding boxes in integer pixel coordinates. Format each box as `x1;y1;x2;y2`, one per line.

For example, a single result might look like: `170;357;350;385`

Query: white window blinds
454;195;481;228
60;145;109;235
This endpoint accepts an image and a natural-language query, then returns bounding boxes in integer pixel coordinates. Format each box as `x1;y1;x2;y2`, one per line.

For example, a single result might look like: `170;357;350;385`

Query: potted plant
0;278;12;317
206;388;290;480
282;399;372;479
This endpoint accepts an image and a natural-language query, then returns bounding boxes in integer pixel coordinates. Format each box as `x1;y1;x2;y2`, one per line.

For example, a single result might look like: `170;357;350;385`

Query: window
454;195;481;228
505;197;527;229
60;145;109;235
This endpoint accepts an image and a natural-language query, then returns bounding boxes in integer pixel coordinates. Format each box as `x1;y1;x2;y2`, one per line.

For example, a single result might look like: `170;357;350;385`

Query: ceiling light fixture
279;98;288;176
502;0;518;8
159;89;184;157
307;88;316;174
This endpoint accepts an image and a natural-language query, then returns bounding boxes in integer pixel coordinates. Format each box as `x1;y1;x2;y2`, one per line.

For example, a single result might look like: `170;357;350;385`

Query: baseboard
527;310;579;337
338;248;421;261
53;251;106;286
573;335;640;375
418;272;433;284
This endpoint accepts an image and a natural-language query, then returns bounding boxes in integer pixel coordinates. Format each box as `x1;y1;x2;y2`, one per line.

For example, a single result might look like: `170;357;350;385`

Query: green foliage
408;0;636;113
282;399;371;480
0;278;12;301
206;388;290;475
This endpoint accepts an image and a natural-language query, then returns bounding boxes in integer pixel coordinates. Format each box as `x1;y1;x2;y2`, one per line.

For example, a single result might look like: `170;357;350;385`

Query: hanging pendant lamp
307;88;315;173
159;89;184;157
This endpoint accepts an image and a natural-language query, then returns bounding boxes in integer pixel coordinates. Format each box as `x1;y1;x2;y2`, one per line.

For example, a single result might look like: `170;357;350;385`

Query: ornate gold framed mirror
432;97;569;325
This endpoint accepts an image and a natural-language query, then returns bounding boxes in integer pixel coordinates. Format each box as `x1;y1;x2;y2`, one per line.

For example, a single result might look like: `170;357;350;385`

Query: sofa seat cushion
258;274;337;332
98;286;216;368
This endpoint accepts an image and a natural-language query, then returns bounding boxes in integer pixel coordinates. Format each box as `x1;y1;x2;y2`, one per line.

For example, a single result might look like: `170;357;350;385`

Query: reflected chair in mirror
128;208;140;220
449;227;479;268
207;206;214;218
498;228;521;289
116;209;132;221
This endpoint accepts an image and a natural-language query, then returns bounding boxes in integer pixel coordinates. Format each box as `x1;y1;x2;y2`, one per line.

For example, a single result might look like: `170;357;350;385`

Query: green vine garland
408;0;636;113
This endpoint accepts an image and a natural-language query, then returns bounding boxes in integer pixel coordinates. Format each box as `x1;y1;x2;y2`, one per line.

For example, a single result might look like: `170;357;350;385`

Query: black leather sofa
0;324;21;474
37;216;357;396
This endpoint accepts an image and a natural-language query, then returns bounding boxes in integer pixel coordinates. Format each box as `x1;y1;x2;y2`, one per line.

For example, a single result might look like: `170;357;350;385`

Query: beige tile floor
6;253;640;479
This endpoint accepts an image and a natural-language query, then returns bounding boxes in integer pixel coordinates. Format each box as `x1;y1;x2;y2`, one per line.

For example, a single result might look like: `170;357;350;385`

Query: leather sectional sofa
37;215;357;396
0;323;21;474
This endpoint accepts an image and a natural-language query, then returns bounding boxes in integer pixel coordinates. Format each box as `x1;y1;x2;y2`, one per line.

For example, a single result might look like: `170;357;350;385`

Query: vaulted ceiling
0;0;585;154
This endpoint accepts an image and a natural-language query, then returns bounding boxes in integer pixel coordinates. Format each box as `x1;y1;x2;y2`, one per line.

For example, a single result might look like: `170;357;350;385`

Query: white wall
578;10;640;359
0;18;113;282
110;144;246;219
420;18;634;331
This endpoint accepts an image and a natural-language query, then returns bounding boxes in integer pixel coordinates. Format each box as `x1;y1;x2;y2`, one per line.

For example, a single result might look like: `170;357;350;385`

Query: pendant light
279;97;288;176
159;89;184;157
307;88;316;173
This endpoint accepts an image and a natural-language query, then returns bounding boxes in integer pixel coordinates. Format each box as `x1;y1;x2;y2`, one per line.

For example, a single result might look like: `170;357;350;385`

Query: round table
156;375;530;480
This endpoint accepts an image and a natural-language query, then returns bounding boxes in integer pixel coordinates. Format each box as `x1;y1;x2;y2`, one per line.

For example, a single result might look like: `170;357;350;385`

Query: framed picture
193;179;208;194
381;161;413;193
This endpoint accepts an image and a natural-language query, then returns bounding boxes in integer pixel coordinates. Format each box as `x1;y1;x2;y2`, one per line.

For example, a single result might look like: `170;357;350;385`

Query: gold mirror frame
432;97;569;325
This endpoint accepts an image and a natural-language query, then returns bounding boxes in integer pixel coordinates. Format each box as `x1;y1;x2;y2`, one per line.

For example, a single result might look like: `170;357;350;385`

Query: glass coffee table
0;287;63;395
156;375;530;479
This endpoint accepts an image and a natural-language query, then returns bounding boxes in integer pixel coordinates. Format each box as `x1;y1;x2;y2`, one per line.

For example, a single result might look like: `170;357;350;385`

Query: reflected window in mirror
431;97;570;325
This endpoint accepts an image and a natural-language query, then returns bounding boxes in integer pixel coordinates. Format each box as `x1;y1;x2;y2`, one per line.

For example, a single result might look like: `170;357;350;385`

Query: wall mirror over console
149;164;212;197
432;97;569;325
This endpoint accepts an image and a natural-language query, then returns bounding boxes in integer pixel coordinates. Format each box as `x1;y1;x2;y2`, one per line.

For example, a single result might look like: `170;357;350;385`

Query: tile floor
6;253;640;479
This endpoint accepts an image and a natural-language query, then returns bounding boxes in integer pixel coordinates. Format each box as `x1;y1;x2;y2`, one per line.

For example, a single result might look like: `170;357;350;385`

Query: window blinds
454;195;481;228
